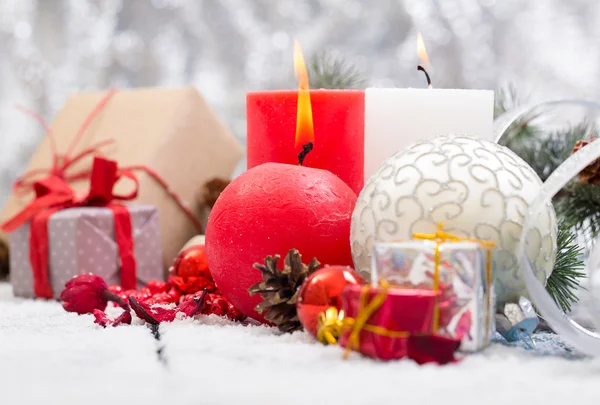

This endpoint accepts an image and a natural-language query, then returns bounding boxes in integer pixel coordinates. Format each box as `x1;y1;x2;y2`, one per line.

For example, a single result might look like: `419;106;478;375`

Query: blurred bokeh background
1;0;599;205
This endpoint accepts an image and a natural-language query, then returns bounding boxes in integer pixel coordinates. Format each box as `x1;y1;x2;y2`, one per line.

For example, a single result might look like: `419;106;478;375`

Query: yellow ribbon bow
317;307;345;346
412;222;495;335
317;280;410;359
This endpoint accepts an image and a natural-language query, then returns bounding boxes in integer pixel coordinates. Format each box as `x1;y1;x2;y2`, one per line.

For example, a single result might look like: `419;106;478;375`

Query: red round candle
246;90;365;194
205;162;357;323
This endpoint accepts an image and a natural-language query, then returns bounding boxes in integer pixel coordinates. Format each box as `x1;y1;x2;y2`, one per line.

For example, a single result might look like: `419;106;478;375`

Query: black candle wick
417;65;432;88
298;142;313;166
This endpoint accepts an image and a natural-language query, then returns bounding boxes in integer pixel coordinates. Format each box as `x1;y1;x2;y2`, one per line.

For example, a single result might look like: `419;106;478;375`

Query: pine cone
249;249;321;333
202;178;230;209
0;239;8;280
572;138;600;184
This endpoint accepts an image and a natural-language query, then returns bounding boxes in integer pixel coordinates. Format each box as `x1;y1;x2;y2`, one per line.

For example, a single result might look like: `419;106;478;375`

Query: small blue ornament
496;297;539;349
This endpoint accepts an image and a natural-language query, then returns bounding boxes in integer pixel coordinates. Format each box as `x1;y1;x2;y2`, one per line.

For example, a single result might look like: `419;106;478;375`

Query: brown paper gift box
10;205;162;298
0;87;243;270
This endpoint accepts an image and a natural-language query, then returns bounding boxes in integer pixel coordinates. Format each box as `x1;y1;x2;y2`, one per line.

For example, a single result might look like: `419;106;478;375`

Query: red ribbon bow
2;90;203;298
2;157;139;298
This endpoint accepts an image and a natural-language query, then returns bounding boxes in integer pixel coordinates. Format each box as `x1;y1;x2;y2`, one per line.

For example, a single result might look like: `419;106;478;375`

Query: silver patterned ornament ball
351;135;557;304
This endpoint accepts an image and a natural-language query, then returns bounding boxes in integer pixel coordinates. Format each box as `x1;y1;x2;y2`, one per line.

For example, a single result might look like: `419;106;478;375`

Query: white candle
364;87;494;179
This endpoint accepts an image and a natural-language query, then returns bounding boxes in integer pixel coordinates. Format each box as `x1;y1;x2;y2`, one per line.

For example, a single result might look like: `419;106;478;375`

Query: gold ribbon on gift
317;280;410;359
316;223;495;357
412;222;495;337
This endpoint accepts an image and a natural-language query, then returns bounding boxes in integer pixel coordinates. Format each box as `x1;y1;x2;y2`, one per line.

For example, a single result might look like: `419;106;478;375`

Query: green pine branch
495;85;597;182
536;123;594;181
555;182;600;239
526;122;596;182
307;51;366;89
495;83;589;311
546;222;586;312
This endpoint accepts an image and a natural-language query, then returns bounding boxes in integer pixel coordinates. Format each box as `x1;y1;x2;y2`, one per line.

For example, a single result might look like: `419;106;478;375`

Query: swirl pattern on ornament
351;135;557;304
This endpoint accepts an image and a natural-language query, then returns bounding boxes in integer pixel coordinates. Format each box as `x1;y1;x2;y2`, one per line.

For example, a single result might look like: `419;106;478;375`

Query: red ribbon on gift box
10;91;203;234
2;90;204;298
2;157;139;298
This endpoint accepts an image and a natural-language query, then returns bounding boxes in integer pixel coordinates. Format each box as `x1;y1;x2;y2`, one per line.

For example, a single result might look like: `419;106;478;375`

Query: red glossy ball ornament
170;245;217;294
206;163;357;323
173;245;211;278
296;266;365;337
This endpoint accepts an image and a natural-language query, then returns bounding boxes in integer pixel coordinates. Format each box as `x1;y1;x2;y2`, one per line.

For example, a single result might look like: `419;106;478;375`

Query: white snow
1;282;599;405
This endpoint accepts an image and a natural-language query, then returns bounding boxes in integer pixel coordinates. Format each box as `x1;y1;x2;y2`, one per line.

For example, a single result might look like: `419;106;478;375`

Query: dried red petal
148;306;178;322
201;293;218;314
129;297;160;324
60;274;109;315
93;309;111;327
177;290;208;317
128;291;210;325
129;297;177;323
226;303;246;322
195;293;245;320
209;296;229;316
114;310;132;326
93;309;133;328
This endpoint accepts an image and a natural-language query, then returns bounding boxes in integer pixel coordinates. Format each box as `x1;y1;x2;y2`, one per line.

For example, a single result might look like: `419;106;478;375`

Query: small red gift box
338;285;461;363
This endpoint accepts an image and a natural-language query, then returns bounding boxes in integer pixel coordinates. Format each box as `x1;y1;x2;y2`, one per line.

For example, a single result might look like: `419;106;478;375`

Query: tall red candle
246;89;365;194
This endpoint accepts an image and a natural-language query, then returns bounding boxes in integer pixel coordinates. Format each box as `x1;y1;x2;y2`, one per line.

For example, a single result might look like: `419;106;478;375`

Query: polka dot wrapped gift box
8;206;163;299
4;157;164;299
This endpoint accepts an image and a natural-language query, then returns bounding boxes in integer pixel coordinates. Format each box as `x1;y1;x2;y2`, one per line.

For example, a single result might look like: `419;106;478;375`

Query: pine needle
555;183;600;239
307;51;366;89
531;122;596;181
495;83;589;311
546;222;586;312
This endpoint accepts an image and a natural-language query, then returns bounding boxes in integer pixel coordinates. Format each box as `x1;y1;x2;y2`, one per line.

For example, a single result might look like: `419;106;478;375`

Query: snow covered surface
1;281;599;405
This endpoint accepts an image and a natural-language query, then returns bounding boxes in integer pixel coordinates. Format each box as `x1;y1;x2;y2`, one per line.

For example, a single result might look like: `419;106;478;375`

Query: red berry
108;285;123;294
145;291;180;305
209;297;229;316
146;280;169;295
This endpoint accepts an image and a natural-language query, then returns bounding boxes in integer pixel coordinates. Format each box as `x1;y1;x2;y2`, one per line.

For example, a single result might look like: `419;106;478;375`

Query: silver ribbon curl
496;99;600;356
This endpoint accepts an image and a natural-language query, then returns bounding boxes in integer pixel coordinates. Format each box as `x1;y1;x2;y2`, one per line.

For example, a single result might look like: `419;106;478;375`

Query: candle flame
417;32;430;67
293;40;314;148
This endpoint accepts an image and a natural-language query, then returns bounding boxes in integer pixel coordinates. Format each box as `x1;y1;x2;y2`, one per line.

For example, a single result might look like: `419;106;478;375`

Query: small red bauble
173;245;211;278
296;265;365;337
206;163;357;323
170;244;217;294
